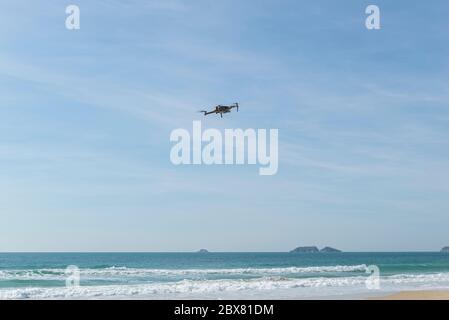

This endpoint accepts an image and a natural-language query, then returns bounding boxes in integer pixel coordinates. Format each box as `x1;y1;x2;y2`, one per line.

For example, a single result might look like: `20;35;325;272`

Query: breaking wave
0;264;368;281
2;272;449;299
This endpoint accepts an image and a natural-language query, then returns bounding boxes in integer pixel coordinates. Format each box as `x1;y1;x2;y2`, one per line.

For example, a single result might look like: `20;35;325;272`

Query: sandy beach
372;290;449;300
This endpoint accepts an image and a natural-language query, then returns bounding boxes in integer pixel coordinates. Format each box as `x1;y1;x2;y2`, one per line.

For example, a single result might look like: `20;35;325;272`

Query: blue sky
1;0;448;251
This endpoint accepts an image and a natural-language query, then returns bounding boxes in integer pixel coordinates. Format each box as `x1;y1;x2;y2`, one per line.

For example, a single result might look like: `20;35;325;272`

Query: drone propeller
235;102;239;112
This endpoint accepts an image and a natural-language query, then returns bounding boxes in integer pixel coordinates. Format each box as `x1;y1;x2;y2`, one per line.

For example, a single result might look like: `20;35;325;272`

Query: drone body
199;103;239;118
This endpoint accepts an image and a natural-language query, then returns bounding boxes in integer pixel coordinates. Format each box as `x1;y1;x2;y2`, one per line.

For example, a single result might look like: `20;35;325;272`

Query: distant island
197;249;209;253
441;247;449;253
290;246;342;253
290;246;319;253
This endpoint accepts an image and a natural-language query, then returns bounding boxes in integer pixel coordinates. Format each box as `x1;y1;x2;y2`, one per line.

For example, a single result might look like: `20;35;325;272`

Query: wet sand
371;290;449;300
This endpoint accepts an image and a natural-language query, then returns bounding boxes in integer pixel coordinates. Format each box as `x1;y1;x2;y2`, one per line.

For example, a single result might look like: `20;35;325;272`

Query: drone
199;103;239;118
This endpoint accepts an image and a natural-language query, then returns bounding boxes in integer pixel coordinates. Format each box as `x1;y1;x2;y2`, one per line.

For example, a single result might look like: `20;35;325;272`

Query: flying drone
199;103;239;118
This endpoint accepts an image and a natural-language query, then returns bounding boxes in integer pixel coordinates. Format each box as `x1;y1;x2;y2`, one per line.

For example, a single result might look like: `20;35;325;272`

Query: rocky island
290;246;319;253
441;247;449;253
197;249;209;253
290;246;342;253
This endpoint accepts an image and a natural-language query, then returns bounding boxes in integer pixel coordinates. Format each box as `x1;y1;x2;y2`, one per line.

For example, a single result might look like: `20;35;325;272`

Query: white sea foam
0;264;368;281
1;272;449;300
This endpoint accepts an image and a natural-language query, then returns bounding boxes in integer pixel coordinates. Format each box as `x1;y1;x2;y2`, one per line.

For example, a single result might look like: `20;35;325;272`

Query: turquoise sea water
1;252;448;299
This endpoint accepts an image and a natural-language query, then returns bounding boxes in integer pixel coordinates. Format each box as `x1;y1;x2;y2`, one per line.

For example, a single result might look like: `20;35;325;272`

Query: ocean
1;252;448;299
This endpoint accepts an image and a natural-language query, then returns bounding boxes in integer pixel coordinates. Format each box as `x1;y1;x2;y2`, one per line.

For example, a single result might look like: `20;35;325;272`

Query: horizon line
0;250;447;254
